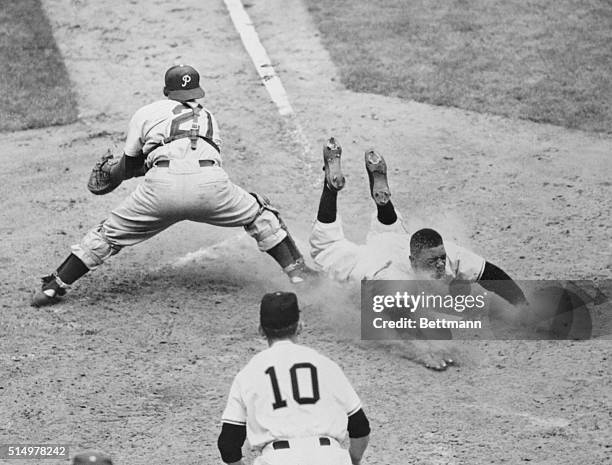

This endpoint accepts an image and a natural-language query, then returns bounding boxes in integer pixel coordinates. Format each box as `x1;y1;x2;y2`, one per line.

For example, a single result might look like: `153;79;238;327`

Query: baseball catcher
31;64;315;307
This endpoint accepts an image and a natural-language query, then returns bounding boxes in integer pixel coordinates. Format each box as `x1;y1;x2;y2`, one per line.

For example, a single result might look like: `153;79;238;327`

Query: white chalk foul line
223;0;294;117
223;0;317;185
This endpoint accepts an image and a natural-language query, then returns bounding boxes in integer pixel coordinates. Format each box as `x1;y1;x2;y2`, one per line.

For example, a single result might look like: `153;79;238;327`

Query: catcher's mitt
87;151;122;195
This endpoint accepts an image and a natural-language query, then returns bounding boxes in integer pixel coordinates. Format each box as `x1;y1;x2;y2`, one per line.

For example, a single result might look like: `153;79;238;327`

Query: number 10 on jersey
265;363;320;409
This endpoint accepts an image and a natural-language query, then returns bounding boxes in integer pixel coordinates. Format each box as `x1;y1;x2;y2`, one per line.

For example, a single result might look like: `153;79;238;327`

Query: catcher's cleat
364;149;391;206
30;274;67;307
285;259;320;284
323;137;345;191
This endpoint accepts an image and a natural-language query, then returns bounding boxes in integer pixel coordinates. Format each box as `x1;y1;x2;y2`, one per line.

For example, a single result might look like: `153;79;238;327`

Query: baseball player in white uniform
312;137;528;294
217;291;371;465
31;64;315;307
310;138;531;368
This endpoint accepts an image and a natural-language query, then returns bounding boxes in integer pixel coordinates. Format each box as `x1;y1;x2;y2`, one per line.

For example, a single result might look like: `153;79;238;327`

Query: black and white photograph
1;0;610;464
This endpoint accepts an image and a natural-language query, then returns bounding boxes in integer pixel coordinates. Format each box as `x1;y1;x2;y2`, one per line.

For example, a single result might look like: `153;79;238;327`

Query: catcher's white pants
255;437;352;465
72;163;286;269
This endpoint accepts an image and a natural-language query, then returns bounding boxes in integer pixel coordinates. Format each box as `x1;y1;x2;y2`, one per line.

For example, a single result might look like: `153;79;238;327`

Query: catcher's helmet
163;64;205;101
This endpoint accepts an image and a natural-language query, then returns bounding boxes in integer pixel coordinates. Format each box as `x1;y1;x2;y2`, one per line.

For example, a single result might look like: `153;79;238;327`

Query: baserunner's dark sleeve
478;261;528;306
217;422;247;463
348;408;370;438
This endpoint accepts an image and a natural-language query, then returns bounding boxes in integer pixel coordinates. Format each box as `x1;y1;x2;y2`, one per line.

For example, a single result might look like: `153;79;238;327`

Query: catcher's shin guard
244;192;287;251
273;218;319;284
267;237;318;284
248;193;318;283
276;215;303;262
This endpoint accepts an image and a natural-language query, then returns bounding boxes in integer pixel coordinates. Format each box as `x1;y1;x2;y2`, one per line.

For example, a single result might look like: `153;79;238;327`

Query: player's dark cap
164;64;205;101
72;451;113;465
260;291;300;329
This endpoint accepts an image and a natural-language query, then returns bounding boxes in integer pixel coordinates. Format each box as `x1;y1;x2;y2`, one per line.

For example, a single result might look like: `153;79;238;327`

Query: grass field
0;0;77;132
304;0;612;133
3;1;610;134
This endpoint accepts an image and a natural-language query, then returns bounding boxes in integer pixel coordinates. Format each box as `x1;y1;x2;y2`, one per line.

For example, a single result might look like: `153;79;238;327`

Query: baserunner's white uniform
309;213;486;282
221;340;361;465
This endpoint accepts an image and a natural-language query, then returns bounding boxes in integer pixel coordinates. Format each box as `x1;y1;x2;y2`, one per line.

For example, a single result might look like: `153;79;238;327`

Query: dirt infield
1;0;610;464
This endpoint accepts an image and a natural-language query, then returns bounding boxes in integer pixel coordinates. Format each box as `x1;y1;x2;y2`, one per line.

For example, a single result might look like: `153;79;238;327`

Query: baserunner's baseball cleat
323;137;345;191
364;149;391;206
30;274;67;307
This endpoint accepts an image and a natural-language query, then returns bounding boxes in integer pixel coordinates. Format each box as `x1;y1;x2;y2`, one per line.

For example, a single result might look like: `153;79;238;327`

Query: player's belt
149;135;220;154
272;437;331;450
154;160;216;168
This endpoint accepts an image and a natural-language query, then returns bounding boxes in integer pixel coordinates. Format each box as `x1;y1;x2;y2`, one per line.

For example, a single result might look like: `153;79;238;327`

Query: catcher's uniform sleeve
221;375;247;426
445;241;486;281
207;110;222;149
123;110;146;157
